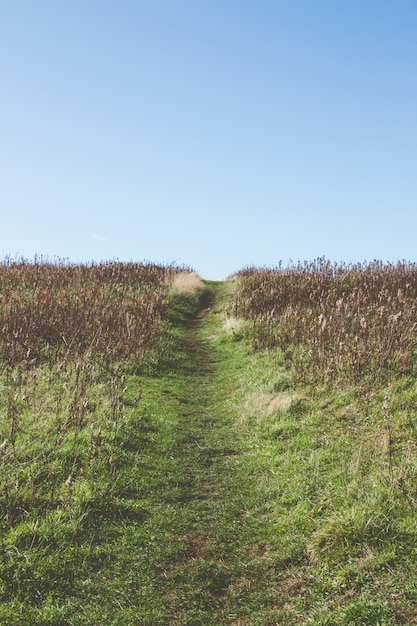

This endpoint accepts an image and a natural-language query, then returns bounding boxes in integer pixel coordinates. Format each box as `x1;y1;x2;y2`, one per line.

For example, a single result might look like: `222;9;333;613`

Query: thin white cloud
92;233;108;242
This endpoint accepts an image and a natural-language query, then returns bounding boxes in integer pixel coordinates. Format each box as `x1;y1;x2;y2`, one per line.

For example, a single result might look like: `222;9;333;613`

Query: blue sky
1;1;416;279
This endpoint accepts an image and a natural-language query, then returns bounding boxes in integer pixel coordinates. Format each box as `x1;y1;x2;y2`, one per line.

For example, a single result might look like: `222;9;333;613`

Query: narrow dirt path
159;285;242;620
134;282;284;625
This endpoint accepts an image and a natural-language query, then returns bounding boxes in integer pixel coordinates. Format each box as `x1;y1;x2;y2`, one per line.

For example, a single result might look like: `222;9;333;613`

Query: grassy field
0;260;416;624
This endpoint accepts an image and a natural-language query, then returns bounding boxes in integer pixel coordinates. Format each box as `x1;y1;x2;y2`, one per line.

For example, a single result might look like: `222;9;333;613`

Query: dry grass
243;391;300;417
232;259;417;385
223;315;244;334
169;271;204;296
0;260;176;368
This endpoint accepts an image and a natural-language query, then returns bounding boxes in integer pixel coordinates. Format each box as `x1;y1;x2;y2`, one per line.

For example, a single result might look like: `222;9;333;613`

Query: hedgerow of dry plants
0;259;181;370
232;259;417;385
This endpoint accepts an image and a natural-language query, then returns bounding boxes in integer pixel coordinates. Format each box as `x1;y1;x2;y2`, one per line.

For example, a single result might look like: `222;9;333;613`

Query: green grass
0;279;416;624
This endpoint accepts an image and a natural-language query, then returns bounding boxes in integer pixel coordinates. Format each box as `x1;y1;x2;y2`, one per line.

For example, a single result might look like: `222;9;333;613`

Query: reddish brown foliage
0;260;180;369
234;259;417;384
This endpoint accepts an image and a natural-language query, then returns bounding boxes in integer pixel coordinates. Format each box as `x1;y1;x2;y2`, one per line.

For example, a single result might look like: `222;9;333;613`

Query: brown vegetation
169;271;204;296
232;258;417;385
0;259;184;369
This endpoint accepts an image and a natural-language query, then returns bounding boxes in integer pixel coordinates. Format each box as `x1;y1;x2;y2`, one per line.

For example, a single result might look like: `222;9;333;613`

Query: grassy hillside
0;260;200;624
0;259;416;624
227;261;417;624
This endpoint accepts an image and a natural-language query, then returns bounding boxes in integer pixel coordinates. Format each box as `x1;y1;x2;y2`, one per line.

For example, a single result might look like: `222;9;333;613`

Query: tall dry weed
0;259;187;369
233;259;417;385
169;272;204;296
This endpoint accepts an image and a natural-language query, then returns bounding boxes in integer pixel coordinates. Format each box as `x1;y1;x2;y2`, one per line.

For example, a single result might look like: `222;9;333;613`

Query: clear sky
1;1;416;279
